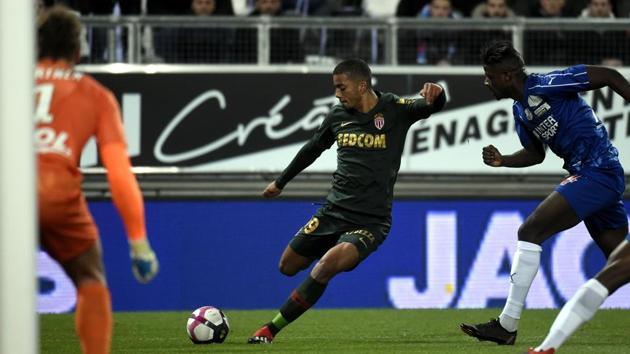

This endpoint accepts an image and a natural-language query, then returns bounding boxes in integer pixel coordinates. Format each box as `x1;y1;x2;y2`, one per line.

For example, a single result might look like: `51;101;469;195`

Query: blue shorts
556;166;628;234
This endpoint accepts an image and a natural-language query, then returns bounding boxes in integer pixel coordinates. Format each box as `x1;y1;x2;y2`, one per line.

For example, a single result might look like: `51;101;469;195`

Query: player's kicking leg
248;243;320;344
248;242;357;343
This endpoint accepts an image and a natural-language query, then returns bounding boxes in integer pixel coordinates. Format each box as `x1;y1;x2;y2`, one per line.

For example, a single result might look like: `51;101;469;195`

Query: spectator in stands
580;0;615;18
234;0;304;63
398;0;463;65
530;0;570;17
156;0;234;63
471;0;516;18
465;0;515;64
147;0;234;15
254;0;284;15
236;0;329;16
253;0;303;65
191;0;216;15
417;0;463;18
396;0;474;17
301;0;382;63
79;0;141;63
525;0;571;65
577;0;626;66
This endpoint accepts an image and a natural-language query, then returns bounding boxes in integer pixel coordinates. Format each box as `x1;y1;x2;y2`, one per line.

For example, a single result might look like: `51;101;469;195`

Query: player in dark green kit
248;58;446;344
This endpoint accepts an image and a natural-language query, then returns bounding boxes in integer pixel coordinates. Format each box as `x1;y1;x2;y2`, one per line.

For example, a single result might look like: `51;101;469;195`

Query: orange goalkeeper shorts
38;169;98;263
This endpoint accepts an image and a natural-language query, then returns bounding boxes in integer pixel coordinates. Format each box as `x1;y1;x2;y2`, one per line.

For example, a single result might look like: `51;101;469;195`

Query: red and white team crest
374;113;385;130
560;175;581;185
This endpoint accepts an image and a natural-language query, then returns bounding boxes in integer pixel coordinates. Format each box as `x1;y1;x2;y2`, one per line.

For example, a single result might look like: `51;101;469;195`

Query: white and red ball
186;306;230;344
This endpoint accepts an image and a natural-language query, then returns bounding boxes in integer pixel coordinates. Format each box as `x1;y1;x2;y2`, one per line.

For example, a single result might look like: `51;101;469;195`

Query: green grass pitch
41;308;629;353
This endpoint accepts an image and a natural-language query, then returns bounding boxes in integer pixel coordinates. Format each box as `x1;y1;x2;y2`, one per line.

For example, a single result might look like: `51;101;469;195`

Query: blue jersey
513;64;620;174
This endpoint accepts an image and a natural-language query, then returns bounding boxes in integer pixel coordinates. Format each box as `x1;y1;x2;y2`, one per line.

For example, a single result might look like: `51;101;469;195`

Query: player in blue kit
460;40;630;347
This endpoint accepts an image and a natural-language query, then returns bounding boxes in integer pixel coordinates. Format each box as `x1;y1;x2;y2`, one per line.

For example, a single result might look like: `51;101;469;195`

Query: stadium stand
51;0;628;66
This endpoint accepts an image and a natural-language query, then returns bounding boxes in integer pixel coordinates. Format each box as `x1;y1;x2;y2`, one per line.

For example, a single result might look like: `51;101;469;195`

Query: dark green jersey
276;90;445;222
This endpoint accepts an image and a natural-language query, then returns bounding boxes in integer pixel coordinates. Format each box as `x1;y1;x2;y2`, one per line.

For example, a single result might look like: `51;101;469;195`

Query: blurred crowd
38;0;630;66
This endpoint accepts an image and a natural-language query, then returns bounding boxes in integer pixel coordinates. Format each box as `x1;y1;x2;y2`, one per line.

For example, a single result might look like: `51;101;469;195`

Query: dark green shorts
289;204;390;262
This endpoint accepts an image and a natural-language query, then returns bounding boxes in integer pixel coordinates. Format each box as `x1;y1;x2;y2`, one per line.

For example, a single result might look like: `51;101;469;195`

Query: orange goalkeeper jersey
36;59;146;245
35;59;125;170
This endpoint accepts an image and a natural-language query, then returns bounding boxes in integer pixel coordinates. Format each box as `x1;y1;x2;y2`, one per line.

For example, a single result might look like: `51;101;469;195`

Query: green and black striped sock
268;275;327;334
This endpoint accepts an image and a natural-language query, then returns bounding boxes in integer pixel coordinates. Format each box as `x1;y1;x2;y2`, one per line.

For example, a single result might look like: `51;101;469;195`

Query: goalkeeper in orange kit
36;6;158;354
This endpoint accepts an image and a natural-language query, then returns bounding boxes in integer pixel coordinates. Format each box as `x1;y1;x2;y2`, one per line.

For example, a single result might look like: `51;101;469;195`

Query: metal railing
78;16;630;66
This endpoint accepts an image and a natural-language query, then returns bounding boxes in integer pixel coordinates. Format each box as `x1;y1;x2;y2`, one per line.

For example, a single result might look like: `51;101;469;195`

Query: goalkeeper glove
129;238;159;284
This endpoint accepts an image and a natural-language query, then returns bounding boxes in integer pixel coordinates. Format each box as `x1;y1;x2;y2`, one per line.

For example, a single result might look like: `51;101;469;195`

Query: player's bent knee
278;256;311;276
278;246;311;276
278;261;300;276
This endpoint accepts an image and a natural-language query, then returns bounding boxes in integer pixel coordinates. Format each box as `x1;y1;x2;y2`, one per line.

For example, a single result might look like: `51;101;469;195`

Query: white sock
535;279;609;351
499;241;542;332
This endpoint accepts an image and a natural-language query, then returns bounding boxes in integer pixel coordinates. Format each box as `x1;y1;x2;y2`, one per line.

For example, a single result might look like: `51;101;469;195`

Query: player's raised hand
419;83;443;105
262;181;282;198
129;238;159;284
482;145;503;167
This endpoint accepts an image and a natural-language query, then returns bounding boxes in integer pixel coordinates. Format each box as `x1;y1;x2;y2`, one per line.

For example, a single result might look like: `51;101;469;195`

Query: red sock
75;282;112;354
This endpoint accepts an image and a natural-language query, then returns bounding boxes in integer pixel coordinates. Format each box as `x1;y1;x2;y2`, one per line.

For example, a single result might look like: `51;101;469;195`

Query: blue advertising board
37;200;630;313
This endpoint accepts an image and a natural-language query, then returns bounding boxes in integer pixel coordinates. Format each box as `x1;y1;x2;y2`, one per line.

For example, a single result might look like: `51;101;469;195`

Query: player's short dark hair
333;58;372;87
481;40;525;72
37;5;81;61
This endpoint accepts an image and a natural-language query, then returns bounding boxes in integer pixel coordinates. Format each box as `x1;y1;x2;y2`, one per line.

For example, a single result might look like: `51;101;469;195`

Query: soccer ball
186;306;230;344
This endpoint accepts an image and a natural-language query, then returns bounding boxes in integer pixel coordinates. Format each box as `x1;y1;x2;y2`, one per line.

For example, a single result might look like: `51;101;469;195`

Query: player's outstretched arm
101;142;159;283
586;65;630;101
